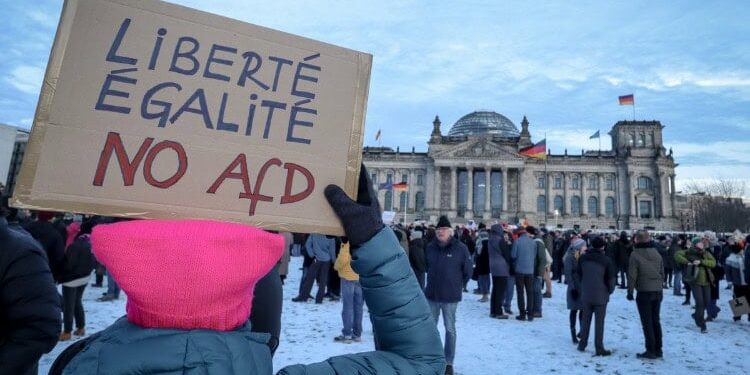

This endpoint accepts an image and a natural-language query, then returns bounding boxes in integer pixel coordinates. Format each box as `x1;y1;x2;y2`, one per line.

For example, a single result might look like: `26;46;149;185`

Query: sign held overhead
12;0;372;235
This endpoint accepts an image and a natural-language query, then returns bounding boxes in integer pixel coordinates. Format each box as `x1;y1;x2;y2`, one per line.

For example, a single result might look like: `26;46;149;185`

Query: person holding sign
49;166;446;375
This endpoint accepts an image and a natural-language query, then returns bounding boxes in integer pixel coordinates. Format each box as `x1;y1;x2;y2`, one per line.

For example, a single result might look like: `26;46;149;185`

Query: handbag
729;296;750;317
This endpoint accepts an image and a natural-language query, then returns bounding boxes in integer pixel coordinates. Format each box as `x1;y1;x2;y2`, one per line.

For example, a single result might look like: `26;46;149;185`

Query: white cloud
658;71;750;88
669;140;750;165
6;65;45;94
603;76;623;86
26;10;56;25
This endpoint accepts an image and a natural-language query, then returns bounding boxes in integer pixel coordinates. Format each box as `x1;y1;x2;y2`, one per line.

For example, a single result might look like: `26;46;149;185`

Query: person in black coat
1;200;62;375
614;232;632;288
409;227;427;289
58;219;97;341
24;210;66;282
574;236;616;356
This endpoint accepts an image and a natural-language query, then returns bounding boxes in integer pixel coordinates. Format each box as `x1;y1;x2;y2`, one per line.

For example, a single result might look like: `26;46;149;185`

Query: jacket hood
490;224;504;236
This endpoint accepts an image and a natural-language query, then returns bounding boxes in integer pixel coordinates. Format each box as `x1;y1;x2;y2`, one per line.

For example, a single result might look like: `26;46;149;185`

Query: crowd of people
2;164;750;374
280;213;750;373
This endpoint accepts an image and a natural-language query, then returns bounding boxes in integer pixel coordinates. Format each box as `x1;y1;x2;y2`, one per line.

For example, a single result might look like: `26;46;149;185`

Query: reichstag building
363;111;680;230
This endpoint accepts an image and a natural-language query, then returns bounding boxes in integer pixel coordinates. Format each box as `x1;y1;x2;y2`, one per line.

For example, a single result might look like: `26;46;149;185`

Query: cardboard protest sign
12;0;371;235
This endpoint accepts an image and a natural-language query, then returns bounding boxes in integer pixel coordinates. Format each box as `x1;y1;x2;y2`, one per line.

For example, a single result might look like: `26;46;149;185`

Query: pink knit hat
91;220;283;331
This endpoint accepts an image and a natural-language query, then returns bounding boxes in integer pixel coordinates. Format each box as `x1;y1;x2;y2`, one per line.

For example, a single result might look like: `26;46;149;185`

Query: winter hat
65;221;81;248
91;219;283;331
570;238;586;251
437;215;451;229
37;210;56;221
691;237;702;246
591;236;607;250
526;226;538;236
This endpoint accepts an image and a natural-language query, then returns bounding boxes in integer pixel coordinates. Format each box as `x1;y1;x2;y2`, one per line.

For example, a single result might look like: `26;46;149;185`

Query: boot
479;295;489;302
444;364;454;375
570;328;579;344
59;332;72;341
73;327;85;336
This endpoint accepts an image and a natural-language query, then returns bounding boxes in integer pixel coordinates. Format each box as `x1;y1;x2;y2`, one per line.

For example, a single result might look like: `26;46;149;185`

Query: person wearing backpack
57;219;97;341
675;237;717;333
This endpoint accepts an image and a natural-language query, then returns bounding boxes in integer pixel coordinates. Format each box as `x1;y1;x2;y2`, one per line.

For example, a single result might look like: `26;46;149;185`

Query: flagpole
632;103;635;121
544;132;548;226
598;129;601;152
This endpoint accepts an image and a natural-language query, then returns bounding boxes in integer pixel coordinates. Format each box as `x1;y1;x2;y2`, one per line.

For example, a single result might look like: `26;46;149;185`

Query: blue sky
2;0;749;191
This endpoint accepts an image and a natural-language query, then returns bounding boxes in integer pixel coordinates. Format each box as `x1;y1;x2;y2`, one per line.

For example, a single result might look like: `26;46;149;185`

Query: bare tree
682;178;750;233
684;178;747;198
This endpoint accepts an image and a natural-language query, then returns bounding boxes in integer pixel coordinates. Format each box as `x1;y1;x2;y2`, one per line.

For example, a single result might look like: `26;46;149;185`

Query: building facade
363;111;680;230
1;125;29;195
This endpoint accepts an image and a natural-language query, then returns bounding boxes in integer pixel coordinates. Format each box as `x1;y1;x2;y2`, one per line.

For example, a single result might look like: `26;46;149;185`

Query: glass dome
447;111;519;137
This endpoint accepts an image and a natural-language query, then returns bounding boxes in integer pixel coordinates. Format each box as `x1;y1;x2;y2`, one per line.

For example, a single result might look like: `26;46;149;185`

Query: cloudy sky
2;0;749;191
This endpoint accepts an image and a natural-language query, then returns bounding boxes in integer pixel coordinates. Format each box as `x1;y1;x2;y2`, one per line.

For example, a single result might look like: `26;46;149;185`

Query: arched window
637;176;652;190
647;133;654;147
627;133;635;146
572;175;580;189
571;196;581;215
588;196;598;215
399;192;408;211
554;196;564;213
537;195;546;213
415;192;425;212
384;190;393;211
637;133;645;147
605;197;616;217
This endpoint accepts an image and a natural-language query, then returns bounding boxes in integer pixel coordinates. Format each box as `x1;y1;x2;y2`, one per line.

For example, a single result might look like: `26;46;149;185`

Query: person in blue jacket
50;165;446;375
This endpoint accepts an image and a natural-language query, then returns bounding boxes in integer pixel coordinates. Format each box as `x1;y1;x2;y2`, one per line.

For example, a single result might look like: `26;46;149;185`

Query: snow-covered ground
40;256;750;374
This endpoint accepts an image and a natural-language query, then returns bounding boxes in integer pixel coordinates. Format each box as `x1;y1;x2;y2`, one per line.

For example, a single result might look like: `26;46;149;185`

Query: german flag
392;182;409;191
519;139;546;160
618;94;634;106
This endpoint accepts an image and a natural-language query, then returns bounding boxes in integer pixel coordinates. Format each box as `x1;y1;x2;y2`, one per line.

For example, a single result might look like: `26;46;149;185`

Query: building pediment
432;138;524;161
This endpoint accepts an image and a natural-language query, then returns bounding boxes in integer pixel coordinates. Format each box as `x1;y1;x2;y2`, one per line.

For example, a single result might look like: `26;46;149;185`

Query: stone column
408;169;415;212
517;168;524;214
670;174;676;217
547;173;553;215
659;171;669;218
581;174;587;216
466;166;474;213
598;174;604;216
563;172;569;215
501;168;508;212
628;171;636;216
433;167;441;211
484;165;492;213
426;164;435;211
450;166;457;211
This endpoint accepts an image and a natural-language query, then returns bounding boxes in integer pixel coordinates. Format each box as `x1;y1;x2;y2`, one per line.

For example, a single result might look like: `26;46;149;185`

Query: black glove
324;164;384;248
626;292;634;301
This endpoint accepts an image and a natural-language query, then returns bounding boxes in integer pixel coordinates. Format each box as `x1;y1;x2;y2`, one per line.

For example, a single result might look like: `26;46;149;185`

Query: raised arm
278;164;445;375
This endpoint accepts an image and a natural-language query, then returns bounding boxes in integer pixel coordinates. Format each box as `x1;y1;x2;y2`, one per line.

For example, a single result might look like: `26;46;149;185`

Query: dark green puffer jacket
61;227;445;375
